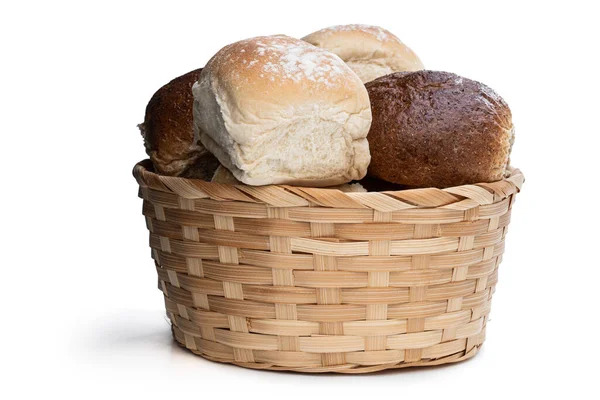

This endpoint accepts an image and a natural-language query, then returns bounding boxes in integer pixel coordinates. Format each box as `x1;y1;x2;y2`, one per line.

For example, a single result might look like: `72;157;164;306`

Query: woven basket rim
133;159;524;208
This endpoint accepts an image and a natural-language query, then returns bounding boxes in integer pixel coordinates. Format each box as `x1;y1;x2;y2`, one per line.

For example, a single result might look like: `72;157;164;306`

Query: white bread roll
211;165;367;192
337;182;367;193
192;35;372;187
303;24;423;83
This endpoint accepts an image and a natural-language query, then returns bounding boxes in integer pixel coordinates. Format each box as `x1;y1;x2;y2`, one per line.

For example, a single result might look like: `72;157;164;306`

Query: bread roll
337;182;367;193
192;35;372;187
366;71;514;188
211;165;240;184
139;68;218;177
179;152;220;181
211;165;366;192
303;24;423;83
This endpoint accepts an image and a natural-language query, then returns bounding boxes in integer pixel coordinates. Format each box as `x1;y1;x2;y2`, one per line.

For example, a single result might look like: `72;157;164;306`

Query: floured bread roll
211;165;366;192
303;24;423;83
193;35;372;187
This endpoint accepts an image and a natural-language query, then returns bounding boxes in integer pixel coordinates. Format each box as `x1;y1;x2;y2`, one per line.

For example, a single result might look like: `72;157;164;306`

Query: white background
2;0;599;398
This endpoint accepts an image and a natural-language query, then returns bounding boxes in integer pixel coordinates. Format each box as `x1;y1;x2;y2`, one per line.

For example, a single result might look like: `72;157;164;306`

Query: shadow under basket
133;160;524;373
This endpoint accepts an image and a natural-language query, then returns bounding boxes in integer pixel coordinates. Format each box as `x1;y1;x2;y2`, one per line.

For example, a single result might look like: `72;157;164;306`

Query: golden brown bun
139;68;216;177
303;24;423;83
366;71;514;188
193;35;371;186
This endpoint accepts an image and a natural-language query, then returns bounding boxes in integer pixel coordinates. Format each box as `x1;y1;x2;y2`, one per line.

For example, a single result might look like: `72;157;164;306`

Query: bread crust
140;68;207;176
193;35;372;186
366;71;513;188
303;24;423;83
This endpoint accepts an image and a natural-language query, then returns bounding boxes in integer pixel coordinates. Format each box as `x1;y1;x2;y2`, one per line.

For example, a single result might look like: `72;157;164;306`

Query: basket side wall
134;161;523;373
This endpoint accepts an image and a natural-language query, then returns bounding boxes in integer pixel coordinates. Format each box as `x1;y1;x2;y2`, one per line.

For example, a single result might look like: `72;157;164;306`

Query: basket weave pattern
134;160;523;373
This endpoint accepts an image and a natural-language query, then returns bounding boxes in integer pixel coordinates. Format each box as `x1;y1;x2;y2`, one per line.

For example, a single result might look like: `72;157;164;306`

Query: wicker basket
134;159;524;373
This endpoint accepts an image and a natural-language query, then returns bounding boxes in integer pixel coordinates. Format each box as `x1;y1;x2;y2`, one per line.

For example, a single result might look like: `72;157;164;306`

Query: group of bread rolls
139;24;514;190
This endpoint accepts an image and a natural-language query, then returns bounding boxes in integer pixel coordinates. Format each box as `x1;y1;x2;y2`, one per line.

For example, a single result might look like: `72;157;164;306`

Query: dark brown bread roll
139;68;217;178
366;71;514;188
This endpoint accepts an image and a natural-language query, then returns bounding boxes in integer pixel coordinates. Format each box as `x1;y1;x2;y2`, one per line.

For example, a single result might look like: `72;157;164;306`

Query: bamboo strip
133;160;523;373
